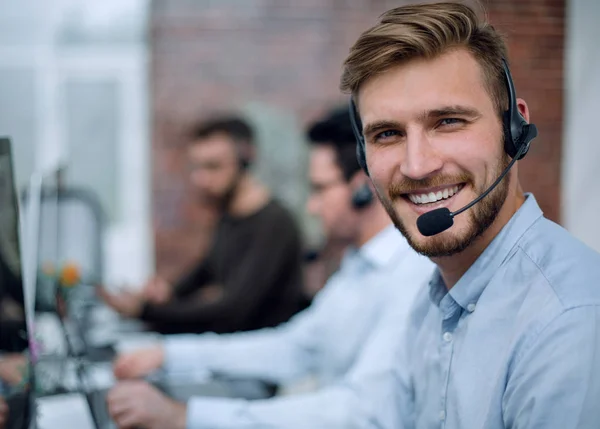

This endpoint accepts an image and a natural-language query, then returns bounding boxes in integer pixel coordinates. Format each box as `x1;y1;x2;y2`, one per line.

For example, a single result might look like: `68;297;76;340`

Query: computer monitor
21;165;106;429
0;137;34;428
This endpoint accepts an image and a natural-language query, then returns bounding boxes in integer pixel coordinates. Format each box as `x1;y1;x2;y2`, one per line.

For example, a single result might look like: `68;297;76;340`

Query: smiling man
342;2;600;428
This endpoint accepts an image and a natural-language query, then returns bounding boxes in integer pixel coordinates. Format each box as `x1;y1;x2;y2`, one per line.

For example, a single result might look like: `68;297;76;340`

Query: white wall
0;0;153;286
563;0;600;252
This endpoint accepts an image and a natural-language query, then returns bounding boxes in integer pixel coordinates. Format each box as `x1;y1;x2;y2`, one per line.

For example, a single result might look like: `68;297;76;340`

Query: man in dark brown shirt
100;116;305;334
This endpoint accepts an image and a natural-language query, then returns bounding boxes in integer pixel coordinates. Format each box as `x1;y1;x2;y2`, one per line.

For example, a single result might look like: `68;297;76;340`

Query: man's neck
433;190;526;289
227;174;271;217
355;204;394;248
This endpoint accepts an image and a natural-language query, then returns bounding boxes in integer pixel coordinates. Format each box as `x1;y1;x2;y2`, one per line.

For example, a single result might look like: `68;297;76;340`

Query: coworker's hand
113;346;165;380
198;284;223;303
142;276;172;305
0;396;8;429
97;286;144;318
0;353;27;386
107;380;186;429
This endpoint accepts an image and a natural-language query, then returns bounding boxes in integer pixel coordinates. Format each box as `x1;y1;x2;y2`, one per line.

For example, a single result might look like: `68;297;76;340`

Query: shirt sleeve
171;255;215;298
161;281;343;384
176;279;416;429
184;387;377;429
139;213;300;330
503;305;600;429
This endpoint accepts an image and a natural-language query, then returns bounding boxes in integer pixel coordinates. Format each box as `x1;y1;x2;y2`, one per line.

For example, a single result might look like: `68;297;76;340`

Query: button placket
439;303;460;429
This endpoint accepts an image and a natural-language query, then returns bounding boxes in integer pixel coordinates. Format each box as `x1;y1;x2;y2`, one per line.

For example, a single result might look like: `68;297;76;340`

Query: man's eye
438;118;464;127
375;130;398;140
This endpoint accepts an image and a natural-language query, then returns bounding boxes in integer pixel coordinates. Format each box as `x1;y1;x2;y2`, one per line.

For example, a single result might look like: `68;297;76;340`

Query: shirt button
439;410;446;421
443;332;453;342
467;303;476;312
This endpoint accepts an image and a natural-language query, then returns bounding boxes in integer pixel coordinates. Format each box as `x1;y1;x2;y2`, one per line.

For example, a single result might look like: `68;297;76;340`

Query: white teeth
408;185;462;205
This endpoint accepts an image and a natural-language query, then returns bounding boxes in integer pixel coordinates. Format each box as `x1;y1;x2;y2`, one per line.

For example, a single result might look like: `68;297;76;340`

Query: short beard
219;176;241;212
201;172;243;212
379;156;511;258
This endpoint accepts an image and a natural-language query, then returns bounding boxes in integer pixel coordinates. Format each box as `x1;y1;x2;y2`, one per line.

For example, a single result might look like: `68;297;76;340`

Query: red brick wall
150;0;564;279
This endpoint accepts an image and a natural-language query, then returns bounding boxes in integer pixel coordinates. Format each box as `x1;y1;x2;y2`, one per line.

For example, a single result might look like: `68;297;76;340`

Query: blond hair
340;2;509;114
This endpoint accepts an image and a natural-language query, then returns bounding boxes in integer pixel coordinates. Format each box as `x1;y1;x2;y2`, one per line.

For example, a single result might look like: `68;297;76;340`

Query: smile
405;184;465;205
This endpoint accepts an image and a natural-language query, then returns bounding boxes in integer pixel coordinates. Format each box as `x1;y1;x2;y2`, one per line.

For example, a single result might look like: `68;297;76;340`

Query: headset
348;58;538;236
351;182;374;209
239;157;251;171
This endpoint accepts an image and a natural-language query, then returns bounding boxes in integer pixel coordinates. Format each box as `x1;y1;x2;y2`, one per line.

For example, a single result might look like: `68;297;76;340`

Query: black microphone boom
416;143;526;237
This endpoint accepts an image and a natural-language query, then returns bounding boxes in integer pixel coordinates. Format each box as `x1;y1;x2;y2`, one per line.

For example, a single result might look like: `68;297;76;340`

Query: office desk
33;302;274;428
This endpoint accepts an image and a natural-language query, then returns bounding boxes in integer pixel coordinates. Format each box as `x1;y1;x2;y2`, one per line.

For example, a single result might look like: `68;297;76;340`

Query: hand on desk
107;380;186;429
0;354;27;386
141;276;173;305
113;346;165;380
0;396;7;429
96;286;144;319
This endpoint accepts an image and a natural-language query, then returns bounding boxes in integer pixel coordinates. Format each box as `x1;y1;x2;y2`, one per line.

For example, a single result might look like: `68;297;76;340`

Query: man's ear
516;98;530;123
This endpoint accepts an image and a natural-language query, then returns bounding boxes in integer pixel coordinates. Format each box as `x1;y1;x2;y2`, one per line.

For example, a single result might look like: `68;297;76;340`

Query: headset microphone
416;142;526;236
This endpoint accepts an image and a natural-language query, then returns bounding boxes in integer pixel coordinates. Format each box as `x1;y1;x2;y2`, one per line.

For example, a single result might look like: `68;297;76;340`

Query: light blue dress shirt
162;224;435;429
384;194;600;429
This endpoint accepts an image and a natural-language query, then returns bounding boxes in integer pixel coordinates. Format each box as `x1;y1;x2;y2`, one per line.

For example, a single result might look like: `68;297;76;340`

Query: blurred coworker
0;239;28;389
0;353;28;429
100;116;305;334
0;354;26;388
105;107;435;429
0;247;28;429
0;251;26;352
0;396;6;429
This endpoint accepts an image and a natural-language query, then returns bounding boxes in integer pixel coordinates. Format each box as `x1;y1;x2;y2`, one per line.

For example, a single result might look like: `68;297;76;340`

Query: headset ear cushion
351;183;374;209
515;123;537;160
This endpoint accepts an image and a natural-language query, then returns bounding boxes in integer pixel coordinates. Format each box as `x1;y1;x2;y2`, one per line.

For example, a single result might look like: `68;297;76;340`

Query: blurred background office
0;0;598;298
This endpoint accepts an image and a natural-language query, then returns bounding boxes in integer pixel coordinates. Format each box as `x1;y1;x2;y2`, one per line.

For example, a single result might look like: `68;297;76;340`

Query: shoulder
260;199;297;225
496;218;600;365
514;217;600;310
383;251;436;303
253;199;302;246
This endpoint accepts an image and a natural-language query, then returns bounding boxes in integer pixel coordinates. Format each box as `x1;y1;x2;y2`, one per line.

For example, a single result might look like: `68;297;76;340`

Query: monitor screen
0;137;33;428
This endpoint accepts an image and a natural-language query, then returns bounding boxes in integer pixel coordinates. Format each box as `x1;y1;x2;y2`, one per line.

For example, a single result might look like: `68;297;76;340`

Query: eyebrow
362;105;481;139
363;120;402;139
422;105;481;121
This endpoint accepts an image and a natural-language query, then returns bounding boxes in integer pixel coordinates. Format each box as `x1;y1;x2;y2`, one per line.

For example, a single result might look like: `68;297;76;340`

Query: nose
400;129;443;180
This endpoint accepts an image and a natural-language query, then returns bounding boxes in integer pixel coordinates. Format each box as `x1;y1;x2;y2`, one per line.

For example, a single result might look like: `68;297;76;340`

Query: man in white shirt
105;107;434;429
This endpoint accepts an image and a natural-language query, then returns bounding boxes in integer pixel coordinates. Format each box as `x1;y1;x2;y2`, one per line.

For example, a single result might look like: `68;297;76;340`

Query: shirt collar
429;193;544;312
357;223;412;269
